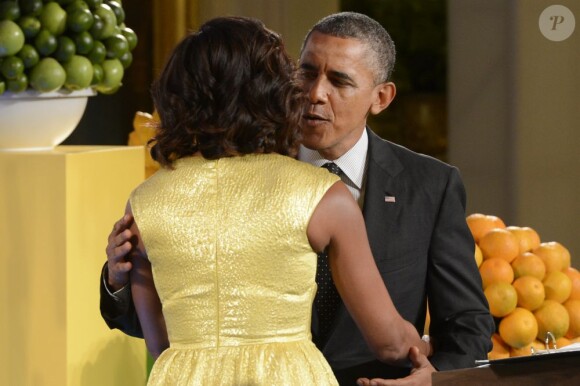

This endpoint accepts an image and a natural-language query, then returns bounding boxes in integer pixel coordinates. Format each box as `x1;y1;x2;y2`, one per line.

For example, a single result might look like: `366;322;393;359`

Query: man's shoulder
368;130;455;176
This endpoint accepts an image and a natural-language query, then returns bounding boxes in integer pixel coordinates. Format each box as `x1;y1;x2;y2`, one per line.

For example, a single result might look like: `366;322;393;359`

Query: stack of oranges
466;213;580;359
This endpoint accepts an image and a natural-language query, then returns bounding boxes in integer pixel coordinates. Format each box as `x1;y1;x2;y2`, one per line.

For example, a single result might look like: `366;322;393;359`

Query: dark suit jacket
100;128;494;384
100;264;143;338
313;129;494;383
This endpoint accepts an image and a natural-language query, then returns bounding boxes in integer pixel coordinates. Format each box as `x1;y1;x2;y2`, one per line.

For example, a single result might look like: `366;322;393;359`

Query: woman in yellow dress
126;16;430;385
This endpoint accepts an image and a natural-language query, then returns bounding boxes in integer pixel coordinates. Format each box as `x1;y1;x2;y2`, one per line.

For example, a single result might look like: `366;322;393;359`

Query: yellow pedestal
0;146;147;386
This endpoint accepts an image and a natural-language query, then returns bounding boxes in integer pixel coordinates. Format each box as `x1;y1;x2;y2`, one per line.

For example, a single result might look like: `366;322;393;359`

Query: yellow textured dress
129;153;340;385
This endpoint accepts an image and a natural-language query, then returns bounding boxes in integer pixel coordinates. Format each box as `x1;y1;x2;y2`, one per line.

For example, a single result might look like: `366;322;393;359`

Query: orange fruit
571;336;580;344
533;242;571;274
488;333;510;360
509;340;545;357
564;267;580;301
564;299;580;339
466;213;506;243
499;307;538;348
506;226;541;254
513;276;545;311
479;228;520;263
534;299;570;340
479;257;514;289
474;244;483;267
543;270;572;303
511;252;546;281
424;306;430;335
485;282;518;317
556;336;571;348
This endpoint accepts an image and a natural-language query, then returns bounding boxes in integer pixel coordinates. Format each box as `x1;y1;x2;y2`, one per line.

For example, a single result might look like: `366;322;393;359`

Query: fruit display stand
432;349;580;385
464;213;580;359
0;146;146;385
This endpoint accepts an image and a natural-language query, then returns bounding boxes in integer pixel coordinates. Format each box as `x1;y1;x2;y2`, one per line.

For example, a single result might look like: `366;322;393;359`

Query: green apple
63;55;94;90
17;44;40;68
39;2;67;36
0;20;25;57
29;57;67;92
94;58;123;93
93;4;117;39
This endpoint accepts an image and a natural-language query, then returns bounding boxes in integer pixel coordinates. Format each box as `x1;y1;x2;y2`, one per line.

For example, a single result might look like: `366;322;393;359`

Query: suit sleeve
99;263;144;338
426;167;494;370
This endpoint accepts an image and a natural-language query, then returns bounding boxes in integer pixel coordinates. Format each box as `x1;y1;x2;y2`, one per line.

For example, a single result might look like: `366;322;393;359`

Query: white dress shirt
298;129;369;208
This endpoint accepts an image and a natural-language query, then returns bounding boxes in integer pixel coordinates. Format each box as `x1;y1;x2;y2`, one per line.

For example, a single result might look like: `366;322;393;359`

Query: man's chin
300;131;324;150
301;121;334;147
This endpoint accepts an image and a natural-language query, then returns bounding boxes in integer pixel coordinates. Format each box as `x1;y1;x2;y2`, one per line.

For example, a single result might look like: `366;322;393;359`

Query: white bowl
0;88;96;151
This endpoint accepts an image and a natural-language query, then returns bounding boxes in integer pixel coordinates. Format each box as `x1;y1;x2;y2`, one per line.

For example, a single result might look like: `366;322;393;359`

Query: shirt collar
298;129;369;190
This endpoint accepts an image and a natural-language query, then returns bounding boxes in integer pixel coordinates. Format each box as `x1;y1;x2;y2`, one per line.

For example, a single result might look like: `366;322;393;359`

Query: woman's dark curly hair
150;16;306;167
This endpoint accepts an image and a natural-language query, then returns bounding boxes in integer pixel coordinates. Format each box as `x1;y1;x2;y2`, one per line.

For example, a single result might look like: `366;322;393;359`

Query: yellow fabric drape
129;111;160;178
129;1;200;178
152;0;200;77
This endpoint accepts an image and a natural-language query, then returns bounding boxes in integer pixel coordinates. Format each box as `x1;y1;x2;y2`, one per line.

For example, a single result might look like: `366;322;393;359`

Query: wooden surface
433;353;580;385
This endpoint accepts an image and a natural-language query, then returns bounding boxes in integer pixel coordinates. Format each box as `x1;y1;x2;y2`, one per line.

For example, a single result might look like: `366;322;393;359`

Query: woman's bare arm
307;182;431;364
126;201;169;359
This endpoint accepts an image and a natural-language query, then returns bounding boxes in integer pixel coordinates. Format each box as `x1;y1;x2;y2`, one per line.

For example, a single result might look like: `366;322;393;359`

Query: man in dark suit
101;12;493;385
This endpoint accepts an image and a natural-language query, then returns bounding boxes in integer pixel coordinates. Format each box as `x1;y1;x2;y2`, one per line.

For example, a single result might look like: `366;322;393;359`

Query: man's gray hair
303;12;396;84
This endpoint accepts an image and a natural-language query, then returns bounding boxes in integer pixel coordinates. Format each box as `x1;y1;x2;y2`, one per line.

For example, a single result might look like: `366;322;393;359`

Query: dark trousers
333;360;411;385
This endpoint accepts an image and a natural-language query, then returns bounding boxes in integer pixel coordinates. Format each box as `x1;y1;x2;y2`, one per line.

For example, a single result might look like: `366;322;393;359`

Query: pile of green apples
0;0;138;94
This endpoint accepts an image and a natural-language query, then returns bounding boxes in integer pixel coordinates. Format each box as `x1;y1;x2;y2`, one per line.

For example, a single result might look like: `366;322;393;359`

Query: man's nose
307;77;329;104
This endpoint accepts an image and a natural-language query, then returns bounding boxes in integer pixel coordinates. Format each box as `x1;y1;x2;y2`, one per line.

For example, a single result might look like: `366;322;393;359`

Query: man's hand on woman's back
105;214;136;291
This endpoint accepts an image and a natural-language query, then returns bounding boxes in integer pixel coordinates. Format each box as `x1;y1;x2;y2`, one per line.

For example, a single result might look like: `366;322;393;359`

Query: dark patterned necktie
321;162;342;176
314;162;343;341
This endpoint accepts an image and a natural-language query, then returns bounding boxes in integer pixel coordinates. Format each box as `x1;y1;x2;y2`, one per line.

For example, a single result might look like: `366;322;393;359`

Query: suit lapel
362;128;404;245
319;129;405;351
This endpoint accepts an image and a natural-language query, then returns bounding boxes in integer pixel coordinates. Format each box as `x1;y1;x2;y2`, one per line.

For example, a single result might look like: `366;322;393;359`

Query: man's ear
370;82;396;115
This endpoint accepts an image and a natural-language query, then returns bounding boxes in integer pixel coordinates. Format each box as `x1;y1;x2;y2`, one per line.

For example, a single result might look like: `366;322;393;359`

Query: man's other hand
357;346;436;386
105;214;135;291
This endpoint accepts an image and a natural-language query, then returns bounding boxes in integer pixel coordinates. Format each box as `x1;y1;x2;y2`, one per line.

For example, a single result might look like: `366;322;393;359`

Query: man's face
298;31;393;160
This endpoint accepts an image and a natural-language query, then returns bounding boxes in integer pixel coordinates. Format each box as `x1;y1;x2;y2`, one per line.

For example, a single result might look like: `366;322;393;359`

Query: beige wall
151;0;338;76
449;0;579;265
197;0;339;59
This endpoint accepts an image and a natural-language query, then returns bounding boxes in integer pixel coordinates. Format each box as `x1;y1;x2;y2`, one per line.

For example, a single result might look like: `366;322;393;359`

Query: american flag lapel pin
384;195;396;203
